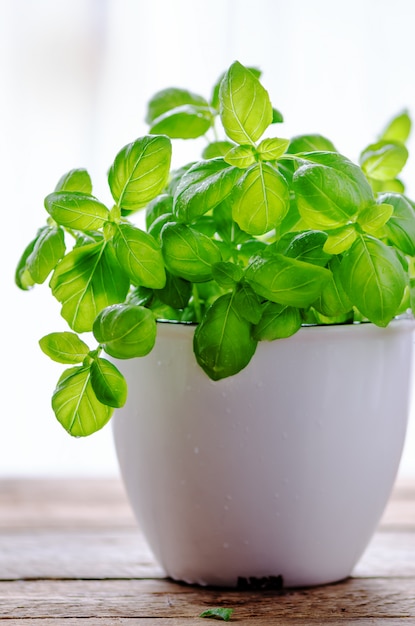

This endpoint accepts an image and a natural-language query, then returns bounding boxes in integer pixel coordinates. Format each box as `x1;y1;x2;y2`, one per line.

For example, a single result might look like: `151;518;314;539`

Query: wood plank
1;578;415;620
2;616;415;626
1;479;415;581
0;479;136;529
2;477;414;531
0;529;164;580
1;527;414;581
354;530;415;577
1;478;414;623
379;479;415;530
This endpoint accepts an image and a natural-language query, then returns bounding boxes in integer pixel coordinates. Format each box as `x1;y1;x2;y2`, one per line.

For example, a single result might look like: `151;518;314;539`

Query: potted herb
16;61;415;588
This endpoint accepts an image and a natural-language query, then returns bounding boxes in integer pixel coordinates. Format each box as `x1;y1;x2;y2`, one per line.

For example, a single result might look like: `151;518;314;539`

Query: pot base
168;572;350;590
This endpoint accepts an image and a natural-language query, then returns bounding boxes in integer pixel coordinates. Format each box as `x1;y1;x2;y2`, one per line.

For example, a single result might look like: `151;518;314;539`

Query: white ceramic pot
112;318;414;588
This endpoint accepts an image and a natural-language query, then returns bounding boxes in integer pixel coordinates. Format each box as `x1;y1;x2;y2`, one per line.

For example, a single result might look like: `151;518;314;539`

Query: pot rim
154;313;415;340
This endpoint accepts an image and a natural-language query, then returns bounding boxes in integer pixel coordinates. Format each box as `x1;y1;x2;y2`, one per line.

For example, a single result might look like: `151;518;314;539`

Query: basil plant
16;61;415;437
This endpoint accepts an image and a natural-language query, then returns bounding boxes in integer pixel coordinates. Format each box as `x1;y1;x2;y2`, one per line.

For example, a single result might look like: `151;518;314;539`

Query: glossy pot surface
112;319;414;587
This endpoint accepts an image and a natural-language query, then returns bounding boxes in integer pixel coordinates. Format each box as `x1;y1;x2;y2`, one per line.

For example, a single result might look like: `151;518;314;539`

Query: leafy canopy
16;60;414;436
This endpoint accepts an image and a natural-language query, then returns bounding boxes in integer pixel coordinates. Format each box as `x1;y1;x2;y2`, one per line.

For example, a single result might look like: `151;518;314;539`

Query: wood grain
0;478;414;623
0;529;164;579
1;578;415;620
0;478;136;529
5;614;414;626
1;528;415;581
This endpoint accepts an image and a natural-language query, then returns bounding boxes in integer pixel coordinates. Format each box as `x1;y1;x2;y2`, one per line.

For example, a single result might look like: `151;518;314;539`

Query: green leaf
233;282;262;324
148;213;176;243
199;607;234;621
50;240;130;332
212;198;250;246
211;66;261;111
287;134;336;153
214;240;234;262
313;257;352;318
154;271;192;309
323;226;357;255
237;239;267;264
127;285;154;307
274;159;295;186
93;303;157;359
25;226;66;283
147;297;191;322
359;140;408;181
167;162;197;196
44;192;109;230
380;110;411;143
368;177;405;194
39;332;90;364
16;226;66;288
15;236;37;290
339;234;407;326
161;222;222;282
280;230;331;266
358;202;394;235
194;292;257;381
306;308;353;326
253;302;301;340
276;196;304;236
257;137;290;161
232;162;290;235
145;87;208;123
245;253;331;307
54;168;92;194
223;145;256;168
149;104;213;139
212;261;243;288
195;280;223;305
145;194;173;230
108;135;172;213
192;215;217;237
113;223;166;289
52;365;113;437
173;159;241;223
202;141;235;159
73;231;104;247
381;192;415;255
293;152;374;229
272;108;284;124
219;61;272;145
90;357;127;408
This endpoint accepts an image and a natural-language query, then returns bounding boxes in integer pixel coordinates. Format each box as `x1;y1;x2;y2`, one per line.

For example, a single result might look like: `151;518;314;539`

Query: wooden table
0;478;414;624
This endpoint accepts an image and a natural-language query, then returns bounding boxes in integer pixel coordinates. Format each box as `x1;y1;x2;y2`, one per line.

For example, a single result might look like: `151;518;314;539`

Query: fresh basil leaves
16;61;414;436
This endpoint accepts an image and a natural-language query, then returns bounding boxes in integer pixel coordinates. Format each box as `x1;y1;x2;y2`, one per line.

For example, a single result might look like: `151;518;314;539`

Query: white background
2;0;415;477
